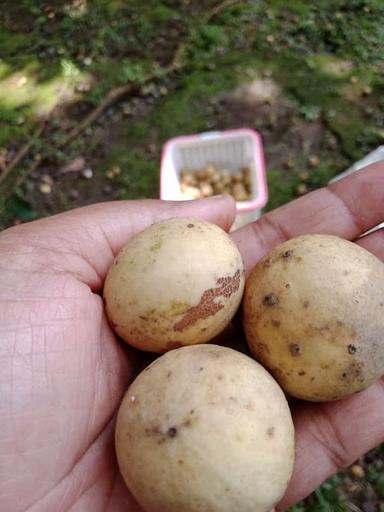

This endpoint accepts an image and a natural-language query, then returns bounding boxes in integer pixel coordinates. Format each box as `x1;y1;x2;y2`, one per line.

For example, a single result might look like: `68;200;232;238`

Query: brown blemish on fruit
285;283;291;289
298;371;306;376
263;257;273;267
199;367;204;371
166;341;183;350
178;459;184;465
267;426;275;438
173;270;242;332
348;344;357;354
255;342;271;355
271;319;281;327
139;315;148;321
282;249;293;259
343;361;364;380
303;300;309;308
217;373;224;381
187;223;195;228
263;293;279;306
290;343;302;356
167;370;172;378
343;270;349;276
167;427;177;438
150;239;163;252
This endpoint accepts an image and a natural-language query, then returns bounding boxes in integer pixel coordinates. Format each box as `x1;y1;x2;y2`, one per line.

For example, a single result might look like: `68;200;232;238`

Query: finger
2;196;236;290
277;378;384;510
231;163;384;275
357;228;384;261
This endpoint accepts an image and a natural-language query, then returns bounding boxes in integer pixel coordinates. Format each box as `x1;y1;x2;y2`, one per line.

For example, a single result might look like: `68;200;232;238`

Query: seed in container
180;165;252;201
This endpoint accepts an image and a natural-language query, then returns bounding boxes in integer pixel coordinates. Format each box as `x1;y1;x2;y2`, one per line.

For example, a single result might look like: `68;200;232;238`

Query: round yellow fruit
243;234;384;401
104;217;245;352
115;344;295;512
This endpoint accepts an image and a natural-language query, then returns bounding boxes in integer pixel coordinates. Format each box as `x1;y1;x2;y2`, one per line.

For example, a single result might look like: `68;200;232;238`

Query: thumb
4;196;236;290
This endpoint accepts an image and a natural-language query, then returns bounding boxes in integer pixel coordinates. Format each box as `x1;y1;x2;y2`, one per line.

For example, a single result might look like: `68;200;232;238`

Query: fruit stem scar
263;294;279;306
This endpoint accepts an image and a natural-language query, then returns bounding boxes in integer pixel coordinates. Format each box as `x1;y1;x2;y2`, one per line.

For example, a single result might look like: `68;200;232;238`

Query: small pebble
362;85;372;96
296;183;308;196
39;183;52;195
350;464;365;479
308;155;320;167
122;103;133;116
298;171;310;181
159;86;168;96
82;168;93;179
83;57;92;66
284;158;295;169
266;34;275;43
350;75;359;84
41;174;54;185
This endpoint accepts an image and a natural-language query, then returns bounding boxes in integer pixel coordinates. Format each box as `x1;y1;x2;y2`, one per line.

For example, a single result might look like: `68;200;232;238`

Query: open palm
1;164;383;512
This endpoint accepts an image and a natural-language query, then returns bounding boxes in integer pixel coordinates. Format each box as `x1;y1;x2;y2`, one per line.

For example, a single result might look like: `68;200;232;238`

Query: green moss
265;169;300;211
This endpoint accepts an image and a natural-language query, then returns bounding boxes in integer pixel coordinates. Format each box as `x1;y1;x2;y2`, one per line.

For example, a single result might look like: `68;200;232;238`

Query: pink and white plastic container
160;128;268;225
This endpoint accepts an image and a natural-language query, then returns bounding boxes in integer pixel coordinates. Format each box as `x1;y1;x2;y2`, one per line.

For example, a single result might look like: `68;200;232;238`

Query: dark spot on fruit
343;270;349;276
285;283;291;289
167;370;172;378
179;459;184;465
267;426;275;437
109;320;118;330
295;256;303;263
114;258;119;266
380;302;384;307
201;327;207;332
229;396;237;402
348;344;357;354
199;367;204;371
264;257;273;267
298;371;306;376
311;377;315;381
225;487;230;492
190;409;195;415
187;223;194;228
271;319;281;327
139;315;147;321
183;419;191;427
337;320;343;327
290;343;302;356
167;427;177;438
342;372;347;378
282;250;293;259
303;300;309;309
354;299;360;304
263;293;279;306
217;373;224;381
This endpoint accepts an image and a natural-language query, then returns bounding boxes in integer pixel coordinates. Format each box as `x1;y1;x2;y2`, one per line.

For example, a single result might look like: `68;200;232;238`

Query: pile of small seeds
180;165;252;201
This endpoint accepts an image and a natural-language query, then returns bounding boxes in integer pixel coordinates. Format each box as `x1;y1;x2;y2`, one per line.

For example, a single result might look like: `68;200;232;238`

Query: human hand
0;163;383;511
